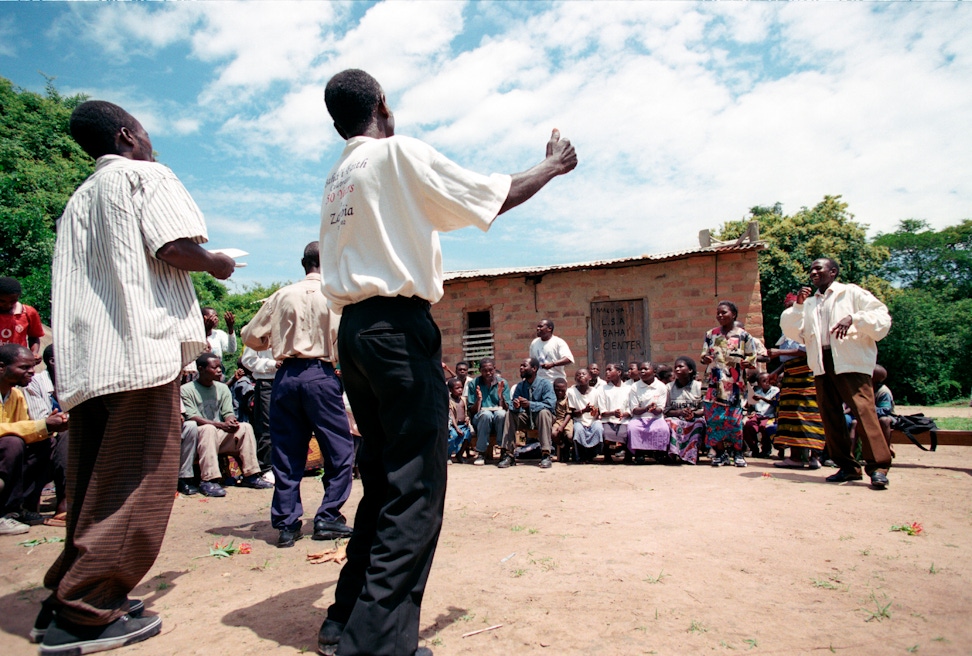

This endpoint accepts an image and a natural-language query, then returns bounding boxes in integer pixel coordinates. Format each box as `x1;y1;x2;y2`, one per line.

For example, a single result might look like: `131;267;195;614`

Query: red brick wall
433;250;763;377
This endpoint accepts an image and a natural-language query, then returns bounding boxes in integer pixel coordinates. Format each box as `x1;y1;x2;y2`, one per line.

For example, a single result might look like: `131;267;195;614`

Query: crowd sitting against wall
0;256;897;537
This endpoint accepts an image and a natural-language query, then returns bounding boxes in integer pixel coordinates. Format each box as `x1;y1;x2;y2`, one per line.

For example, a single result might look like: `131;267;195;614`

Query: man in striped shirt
37;101;236;656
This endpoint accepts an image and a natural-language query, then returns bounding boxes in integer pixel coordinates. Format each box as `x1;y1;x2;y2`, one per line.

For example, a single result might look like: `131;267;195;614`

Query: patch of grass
528;555;556;571
839;534;854;541
644;570;668;584
859;548;871;556
688;620;707;634
459;613;475;622
864;592;892;622
812;577;839;590
430;637;443;647
511;568;526;578
156;580;169;591
929;563;938;574
932;637;948;643
906;645;919;653
935;417;972;430
511;525;525;532
720;640;736;649
528;527;539;534
745;638;758;649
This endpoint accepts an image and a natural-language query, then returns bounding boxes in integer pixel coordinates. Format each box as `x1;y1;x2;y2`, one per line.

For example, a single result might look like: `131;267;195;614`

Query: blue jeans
448;424;471;457
473;409;506;453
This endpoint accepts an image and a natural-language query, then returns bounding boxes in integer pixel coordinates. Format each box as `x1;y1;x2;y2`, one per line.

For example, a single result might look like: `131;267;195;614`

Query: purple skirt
626;415;671;451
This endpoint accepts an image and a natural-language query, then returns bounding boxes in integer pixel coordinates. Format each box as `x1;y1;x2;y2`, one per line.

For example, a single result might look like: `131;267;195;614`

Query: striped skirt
773;355;825;450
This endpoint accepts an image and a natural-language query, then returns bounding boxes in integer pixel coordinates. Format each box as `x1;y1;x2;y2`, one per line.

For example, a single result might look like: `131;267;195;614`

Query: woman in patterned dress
664;356;705;464
700;301;758;467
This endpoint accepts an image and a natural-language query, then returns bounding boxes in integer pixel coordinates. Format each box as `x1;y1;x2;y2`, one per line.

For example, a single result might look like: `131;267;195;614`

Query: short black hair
70;100;140;159
527;357;540;369
673;355;697;378
540;318;555;332
0;343;31;366
195;352;219;371
717;300;739;320
302;241;320;270
325;69;384;138
0;277;22;295
479;357;495;368
42;344;55;365
446;377;461;388
818;257;840;275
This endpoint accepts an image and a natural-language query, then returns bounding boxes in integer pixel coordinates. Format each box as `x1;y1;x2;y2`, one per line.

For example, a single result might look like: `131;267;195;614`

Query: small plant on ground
864;592;892;622
644;570;668;584
688;619;707;634
890;522;923;536
745;638;758;649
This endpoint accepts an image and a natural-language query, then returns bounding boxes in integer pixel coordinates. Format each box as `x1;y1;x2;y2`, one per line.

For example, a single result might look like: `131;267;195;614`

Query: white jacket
779;281;891;377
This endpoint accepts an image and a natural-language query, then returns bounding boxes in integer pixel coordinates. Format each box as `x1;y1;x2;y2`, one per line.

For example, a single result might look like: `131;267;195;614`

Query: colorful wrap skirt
703;402;745;450
665;416;705;464
774;355;825;451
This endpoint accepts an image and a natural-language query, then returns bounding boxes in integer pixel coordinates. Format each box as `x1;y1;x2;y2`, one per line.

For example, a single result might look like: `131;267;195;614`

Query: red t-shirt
0;303;44;347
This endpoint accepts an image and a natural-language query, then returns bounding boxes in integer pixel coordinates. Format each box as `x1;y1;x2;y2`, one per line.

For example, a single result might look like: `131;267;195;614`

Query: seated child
743;372;779;458
551;378;574;461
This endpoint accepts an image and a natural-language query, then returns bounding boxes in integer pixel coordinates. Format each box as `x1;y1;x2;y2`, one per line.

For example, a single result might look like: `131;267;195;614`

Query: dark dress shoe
313;518;353;541
277;522;303;548
825;469;863;483
177;479;199;496
317;618;346;655
869;471;889;489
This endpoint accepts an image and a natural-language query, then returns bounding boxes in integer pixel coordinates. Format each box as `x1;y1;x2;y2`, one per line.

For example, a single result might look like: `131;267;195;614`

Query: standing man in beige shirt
241;242;354;548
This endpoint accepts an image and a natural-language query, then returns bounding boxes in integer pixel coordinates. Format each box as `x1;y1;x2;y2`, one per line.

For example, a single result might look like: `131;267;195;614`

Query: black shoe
538;455;552;469
30;599;145;644
869;471;889;489
199;480;226;497
313;518;353;541
825;469;863;483
277;522;303;548
14;509;45;526
317;618;345;655
496;454;515;469
240;474;273;489
39;612;161;655
177;478;199;496
413;648;434;656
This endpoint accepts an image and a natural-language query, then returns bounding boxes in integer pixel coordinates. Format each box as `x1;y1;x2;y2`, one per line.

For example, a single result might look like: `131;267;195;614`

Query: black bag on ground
891;413;938;451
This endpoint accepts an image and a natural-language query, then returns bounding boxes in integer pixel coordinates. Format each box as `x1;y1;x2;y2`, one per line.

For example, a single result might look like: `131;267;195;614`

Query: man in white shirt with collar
781;257;892;489
530;319;574;383
317;69;577;656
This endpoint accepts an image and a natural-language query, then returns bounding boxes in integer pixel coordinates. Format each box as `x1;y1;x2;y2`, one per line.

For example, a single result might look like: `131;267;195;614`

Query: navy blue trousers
269;359;353;531
329;296;448;656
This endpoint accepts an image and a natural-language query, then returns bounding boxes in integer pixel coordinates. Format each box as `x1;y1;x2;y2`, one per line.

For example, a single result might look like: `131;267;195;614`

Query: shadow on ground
222;580;337;651
419;605;470;639
206;520;278;546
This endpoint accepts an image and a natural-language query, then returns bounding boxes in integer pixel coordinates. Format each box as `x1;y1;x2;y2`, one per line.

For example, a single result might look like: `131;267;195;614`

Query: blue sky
2;2;970;289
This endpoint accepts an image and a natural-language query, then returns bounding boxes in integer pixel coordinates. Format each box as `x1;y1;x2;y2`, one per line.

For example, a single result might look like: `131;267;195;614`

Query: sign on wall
588;299;649;368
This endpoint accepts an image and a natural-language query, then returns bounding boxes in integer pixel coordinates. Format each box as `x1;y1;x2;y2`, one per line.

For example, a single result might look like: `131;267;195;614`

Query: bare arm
156;238;236;280
498;129;577;215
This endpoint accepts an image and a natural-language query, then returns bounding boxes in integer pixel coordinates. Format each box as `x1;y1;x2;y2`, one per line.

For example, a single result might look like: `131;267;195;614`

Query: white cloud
0;16;17;57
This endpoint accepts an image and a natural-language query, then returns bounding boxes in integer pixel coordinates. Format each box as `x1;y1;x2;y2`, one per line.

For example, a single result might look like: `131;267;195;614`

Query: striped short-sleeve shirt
52;155;209;411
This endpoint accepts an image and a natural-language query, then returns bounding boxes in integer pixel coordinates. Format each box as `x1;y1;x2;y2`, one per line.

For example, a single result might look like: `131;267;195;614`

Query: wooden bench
891;429;972;448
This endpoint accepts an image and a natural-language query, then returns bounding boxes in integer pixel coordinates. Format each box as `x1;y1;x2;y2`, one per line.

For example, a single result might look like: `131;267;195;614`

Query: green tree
715;195;890;346
0;76;92;322
873;219;972;301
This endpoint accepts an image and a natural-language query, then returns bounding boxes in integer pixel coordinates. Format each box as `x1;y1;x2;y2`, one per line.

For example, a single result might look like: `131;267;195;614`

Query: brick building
433;242;765;377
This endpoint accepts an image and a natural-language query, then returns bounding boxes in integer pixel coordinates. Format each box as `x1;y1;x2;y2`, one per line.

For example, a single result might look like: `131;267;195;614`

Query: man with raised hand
530;319;574;383
780;257;892;490
39;100;235;656
317;69;576;656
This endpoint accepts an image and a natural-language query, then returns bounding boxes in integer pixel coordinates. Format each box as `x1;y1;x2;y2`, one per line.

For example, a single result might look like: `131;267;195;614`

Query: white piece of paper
209;248;249;259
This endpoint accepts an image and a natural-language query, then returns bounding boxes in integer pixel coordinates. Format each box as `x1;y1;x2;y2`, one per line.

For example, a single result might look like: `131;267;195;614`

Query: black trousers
329;296;448;656
253;379;273;472
0;435;51;514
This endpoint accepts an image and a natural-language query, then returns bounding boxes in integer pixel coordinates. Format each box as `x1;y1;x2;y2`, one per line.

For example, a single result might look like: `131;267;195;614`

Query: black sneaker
39;612;161;655
313;518;353;541
31;600;145;643
317;617;346;655
14;509;45;526
277;522;303;548
496;454;515;469
199;480;226;497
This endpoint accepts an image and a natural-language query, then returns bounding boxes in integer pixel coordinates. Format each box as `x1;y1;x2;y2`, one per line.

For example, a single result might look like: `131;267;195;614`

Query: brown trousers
815;349;891;475
43;380;181;626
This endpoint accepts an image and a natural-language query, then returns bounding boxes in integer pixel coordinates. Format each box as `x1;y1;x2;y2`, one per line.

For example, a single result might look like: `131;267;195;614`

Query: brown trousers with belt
43;380;181;626
815;349;892;475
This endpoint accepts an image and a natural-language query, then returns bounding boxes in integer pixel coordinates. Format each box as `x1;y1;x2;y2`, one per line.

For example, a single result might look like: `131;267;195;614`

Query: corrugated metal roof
444;242;764;282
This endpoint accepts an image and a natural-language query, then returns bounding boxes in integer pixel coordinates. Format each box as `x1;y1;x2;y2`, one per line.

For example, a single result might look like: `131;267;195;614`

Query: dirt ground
2;445;971;656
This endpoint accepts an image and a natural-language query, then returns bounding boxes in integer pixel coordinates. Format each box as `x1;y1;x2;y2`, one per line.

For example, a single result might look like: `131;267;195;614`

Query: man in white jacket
780;258;893;489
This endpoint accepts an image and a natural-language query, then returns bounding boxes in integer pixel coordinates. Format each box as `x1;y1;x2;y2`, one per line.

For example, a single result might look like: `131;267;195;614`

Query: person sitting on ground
0;345;68;535
872;365;895;457
625;362;641;387
567;367;603;463
0;277;44;362
180;352;271;497
655;363;674;385
597;363;631;463
587;362;604;389
551;378;574;461
530;319;574;382
447;377;472;463
743;372;780;458
664;356;706;465
466;357;509;466
497;358;557;470
626;361;671;465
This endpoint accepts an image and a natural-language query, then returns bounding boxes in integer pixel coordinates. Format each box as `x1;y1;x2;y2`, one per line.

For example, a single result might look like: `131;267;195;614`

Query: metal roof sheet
443;242;764;282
